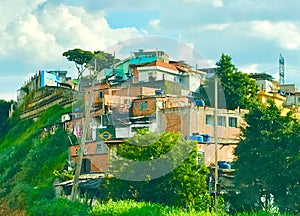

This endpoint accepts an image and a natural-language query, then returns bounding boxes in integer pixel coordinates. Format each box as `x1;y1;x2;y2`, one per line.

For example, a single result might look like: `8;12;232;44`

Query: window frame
217;116;226;127
228;116;238;128
140;101;148;111
205;114;214;126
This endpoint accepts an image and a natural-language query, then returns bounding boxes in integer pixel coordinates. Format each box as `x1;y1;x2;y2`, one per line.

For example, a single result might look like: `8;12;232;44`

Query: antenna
279;54;285;85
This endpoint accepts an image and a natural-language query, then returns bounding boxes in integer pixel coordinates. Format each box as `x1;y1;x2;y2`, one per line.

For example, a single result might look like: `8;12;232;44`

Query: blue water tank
189;135;204;142
194;99;205;107
155;89;165;95
202;134;210;142
74;107;82;113
218;161;231;169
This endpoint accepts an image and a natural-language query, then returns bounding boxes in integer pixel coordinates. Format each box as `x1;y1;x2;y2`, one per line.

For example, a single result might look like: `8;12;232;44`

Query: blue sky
1;0;300;101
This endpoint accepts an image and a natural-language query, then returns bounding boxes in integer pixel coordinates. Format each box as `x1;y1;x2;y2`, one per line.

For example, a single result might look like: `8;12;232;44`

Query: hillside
0;105;72;215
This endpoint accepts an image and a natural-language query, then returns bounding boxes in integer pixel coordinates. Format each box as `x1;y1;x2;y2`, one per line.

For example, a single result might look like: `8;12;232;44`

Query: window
102;114;112;126
98;91;104;98
133;102;138;108
96;143;108;154
298;97;300;103
205;114;214;126
217;116;226;127
174;76;181;83
229;117;238;128
140;101;148;110
148;72;156;81
95;116;101;125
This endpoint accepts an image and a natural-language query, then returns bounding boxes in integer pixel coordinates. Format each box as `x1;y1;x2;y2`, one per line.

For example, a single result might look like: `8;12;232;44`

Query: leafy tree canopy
199;54;259;110
103;130;216;211
62;48;120;75
0;100;15;140
232;102;300;213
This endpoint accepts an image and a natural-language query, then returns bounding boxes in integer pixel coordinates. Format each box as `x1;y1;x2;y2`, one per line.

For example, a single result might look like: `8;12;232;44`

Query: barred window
229;117;238;128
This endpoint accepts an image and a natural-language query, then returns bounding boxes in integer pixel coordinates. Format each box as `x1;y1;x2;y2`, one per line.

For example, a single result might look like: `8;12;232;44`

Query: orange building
158;106;247;166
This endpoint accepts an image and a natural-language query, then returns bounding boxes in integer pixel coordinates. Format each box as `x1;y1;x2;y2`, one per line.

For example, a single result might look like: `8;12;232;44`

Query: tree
103;130;214;211
94;50;120;70
63;48;121;90
63;48;94;72
199;54;259;110
232;102;300;213
0;100;15;140
62;48;120;75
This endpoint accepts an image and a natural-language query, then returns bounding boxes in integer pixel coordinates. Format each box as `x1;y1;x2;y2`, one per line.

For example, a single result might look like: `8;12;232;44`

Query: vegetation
0;105;72;214
91;200;217;216
232;102;300;214
62;48;120;74
199;54;259;110
0;99;15;140
1;51;299;215
101;130;218;212
27;198;89;216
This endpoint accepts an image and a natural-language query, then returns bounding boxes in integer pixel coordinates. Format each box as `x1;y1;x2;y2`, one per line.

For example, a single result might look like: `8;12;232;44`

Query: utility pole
214;76;219;215
70;60;96;201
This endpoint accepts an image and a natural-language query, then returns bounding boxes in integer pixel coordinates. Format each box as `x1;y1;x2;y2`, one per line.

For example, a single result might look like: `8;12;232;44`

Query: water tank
189;135;204;142
74;107;82;113
278;89;286;96
202;134;210;142
218;161;231;169
194;99;205;107
155;89;165;95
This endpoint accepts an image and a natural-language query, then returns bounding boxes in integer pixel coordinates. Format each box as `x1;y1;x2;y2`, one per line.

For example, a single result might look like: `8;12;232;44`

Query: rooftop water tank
218;161;231;169
189;135;204;142
155;89;165;95
202;134;210;142
74;107;82;113
194;99;205;107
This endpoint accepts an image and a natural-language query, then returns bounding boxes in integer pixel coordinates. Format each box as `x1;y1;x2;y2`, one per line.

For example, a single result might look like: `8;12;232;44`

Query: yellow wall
258;91;300;119
258;91;286;108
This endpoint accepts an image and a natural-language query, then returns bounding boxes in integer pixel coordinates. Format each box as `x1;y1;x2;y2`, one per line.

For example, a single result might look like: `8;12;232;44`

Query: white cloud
248;20;300;50
149;19;161;30
183;0;223;7
213;0;224;7
4;14;61;62
0;0;46;30
0;3;142;64
200;23;231;31
239;64;260;74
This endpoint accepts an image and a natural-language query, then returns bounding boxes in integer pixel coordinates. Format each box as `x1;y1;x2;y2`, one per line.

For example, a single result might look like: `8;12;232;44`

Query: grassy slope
0;105;71;214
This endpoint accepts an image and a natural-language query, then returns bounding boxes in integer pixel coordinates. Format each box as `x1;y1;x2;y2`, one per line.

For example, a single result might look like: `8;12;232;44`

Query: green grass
91;200;217;216
0;105;72;212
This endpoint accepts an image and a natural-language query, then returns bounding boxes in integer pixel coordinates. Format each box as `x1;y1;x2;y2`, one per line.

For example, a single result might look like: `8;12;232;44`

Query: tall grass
91;200;217;216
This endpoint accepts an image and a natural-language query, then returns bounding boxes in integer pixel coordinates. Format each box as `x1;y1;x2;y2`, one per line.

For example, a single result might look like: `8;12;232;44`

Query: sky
1;0;300;101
